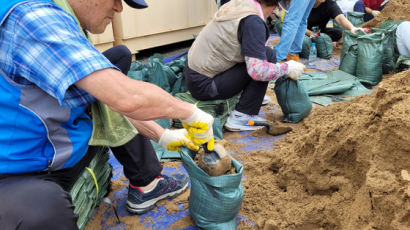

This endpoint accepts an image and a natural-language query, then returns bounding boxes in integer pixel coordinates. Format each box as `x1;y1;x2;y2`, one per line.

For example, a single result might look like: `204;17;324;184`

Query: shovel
197;143;231;176
248;120;292;136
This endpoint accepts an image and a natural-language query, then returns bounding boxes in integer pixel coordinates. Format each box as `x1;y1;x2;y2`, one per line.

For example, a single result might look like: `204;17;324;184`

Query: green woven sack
127;54;187;96
396;55;410;72
274;77;312;123
372;26;398;74
128;61;149;81
299;70;357;96
300;35;312;59
380;20;406;68
356;32;384;86
340;30;363;76
312;33;333;59
347;11;365;26
180;148;244;230
174;92;240;127
339;43;358;76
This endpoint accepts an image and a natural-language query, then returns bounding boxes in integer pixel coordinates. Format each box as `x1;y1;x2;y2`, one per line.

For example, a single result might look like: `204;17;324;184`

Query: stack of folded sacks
69;147;112;230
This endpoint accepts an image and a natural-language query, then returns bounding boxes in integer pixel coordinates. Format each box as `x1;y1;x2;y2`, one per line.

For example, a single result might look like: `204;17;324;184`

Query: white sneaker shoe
224;110;266;131
262;96;271;106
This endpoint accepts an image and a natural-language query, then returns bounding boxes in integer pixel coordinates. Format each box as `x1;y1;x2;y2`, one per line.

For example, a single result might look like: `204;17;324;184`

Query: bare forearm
76;68;194;121
365;7;373;14
306;28;314;37
128;119;164;142
335;14;354;31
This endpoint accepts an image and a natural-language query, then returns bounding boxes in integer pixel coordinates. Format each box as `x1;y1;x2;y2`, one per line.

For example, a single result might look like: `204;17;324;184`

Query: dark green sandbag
128;61;149;81
356;32;384;86
180;148;244;230
381;20;406;68
339;43;359;76
127;54;188;95
274;77;312;123
300;36;312;59
396;55;410;72
372;25;398;74
339;30;364;76
312;33;333;59
347;11;365;26
380;20;405;29
299;70;357;96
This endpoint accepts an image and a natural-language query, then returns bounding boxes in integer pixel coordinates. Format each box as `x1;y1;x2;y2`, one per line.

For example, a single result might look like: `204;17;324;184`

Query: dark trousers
185;47;276;115
321;27;343;42
0;45;162;229
353;0;386;22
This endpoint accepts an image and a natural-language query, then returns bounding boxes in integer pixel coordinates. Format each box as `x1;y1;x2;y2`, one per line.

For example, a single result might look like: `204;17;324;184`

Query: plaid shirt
0;1;116;108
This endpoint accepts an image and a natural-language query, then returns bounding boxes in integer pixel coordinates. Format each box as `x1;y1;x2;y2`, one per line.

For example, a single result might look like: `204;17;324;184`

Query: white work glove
181;106;214;151
350;27;366;34
371;10;381;17
350;27;364;34
285;60;305;81
158;129;199;152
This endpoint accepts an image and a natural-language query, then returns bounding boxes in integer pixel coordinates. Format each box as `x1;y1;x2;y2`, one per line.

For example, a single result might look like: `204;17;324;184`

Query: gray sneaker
126;174;189;214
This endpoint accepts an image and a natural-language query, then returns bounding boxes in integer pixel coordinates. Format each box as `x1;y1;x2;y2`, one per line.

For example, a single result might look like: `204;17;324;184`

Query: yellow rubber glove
181;106;215;151
158;129;199;152
371;10;381;17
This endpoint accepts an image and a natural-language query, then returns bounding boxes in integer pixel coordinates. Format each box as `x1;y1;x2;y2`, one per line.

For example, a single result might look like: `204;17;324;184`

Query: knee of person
116;45;132;59
353;0;365;10
22;181;77;228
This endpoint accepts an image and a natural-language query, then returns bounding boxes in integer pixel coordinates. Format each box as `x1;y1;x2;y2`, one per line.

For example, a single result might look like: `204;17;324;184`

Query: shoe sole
126;182;189;214
224;122;264;132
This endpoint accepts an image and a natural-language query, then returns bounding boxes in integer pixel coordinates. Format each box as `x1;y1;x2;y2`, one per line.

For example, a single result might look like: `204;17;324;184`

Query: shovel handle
248;120;269;127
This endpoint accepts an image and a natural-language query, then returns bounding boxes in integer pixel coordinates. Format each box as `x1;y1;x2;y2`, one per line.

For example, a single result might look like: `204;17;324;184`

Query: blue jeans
274;0;316;61
353;0;386;22
396;21;410;57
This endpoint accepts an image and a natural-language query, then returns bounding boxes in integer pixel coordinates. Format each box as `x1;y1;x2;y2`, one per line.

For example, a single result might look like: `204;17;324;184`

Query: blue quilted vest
0;0;93;174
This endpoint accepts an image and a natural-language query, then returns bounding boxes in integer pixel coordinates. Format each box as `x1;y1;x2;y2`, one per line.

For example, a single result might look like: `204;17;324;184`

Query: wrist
158;129;168;146
180;104;197;122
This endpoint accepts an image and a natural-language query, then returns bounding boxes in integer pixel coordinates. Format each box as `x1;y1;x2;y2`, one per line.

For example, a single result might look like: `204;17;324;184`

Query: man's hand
158;129;199;152
309;30;320;39
285;60;305;81
350;27;363;34
372;10;381;17
181;106;214;150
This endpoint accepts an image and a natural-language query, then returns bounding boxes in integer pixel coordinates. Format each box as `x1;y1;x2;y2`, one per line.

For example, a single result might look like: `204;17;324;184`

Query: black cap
124;0;148;9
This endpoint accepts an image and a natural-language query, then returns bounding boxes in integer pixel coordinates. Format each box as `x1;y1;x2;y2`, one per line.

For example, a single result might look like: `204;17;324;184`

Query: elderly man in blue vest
0;0;215;228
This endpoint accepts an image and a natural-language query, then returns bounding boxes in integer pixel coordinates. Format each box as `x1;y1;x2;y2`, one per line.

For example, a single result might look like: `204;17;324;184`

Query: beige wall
91;0;217;54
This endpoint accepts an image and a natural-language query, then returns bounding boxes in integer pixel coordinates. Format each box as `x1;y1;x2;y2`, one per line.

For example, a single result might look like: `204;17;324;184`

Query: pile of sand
235;70;410;229
362;0;410;28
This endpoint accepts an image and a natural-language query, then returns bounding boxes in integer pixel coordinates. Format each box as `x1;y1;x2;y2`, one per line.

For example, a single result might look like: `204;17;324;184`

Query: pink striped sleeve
244;56;289;81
